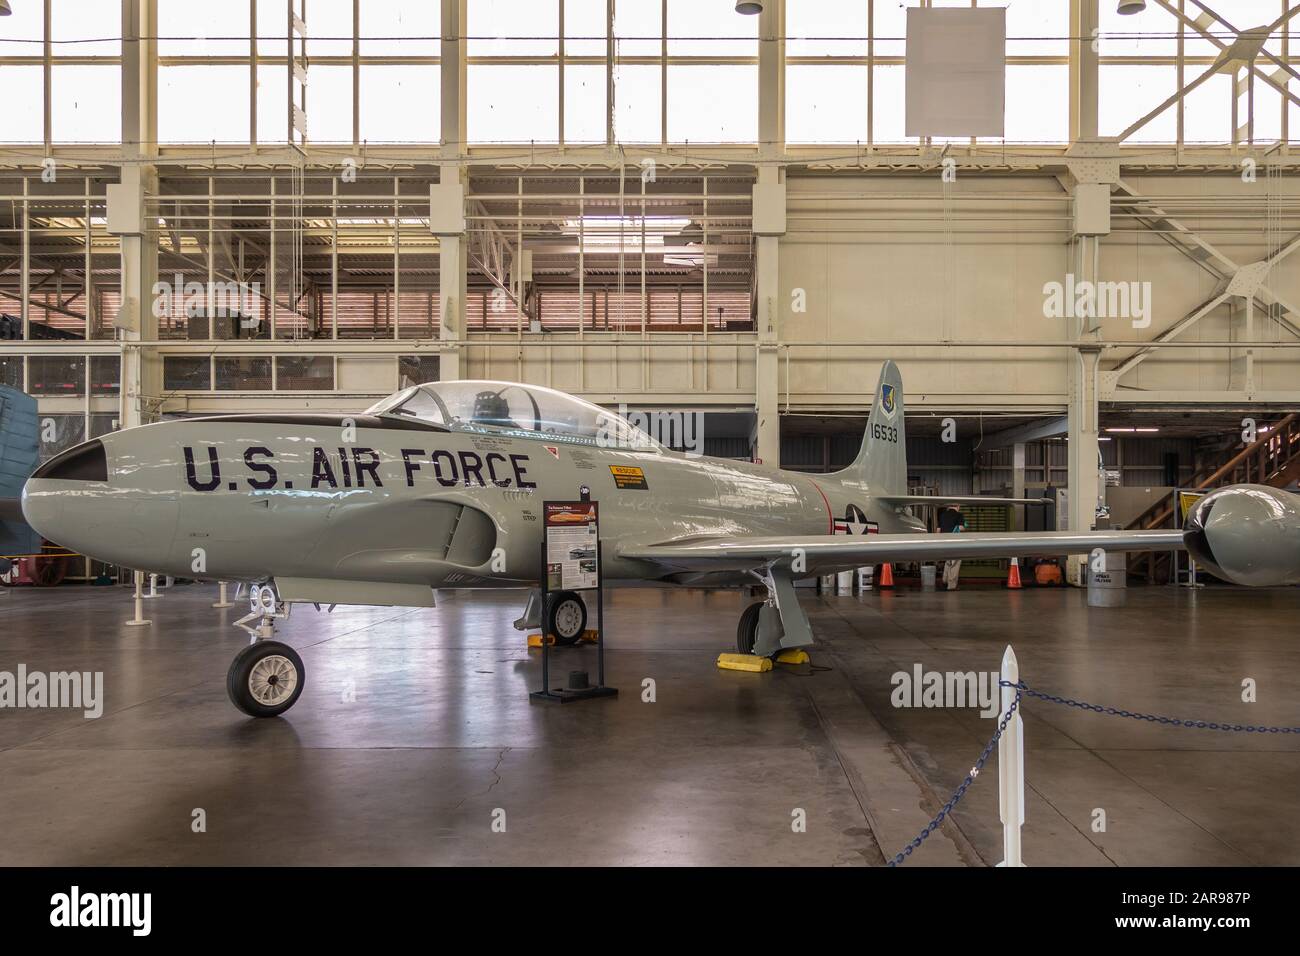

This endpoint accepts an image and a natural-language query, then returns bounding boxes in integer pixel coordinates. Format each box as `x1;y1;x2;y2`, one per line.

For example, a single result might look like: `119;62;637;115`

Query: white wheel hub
554;600;583;638
248;654;298;705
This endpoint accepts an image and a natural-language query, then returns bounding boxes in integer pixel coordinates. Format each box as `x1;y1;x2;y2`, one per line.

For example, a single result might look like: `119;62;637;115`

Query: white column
750;2;785;466
438;0;468;381
1070;0;1100;141
754;225;780;466
1067;344;1102;535
118;0;159;430
1012;442;1027;531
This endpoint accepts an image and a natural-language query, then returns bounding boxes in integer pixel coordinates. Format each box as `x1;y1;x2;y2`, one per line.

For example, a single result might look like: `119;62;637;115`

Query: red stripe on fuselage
806;477;834;534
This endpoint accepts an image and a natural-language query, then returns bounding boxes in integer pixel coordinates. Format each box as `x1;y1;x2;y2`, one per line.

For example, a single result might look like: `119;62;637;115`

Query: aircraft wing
618;529;1185;575
877;495;1046;508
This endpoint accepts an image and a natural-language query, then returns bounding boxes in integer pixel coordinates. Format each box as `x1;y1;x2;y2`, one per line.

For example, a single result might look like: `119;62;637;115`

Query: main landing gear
733;567;816;660
228;582;305;718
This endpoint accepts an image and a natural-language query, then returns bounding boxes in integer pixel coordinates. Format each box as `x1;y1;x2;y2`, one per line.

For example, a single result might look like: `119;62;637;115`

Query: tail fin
834;360;907;493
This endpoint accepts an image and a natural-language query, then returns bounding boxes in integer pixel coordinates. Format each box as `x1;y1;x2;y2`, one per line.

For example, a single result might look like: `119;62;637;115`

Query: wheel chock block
775;649;810;665
528;630;599;648
716;653;773;673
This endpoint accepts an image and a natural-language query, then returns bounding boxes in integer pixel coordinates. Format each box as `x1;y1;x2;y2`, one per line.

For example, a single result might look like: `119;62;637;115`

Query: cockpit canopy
365;380;659;451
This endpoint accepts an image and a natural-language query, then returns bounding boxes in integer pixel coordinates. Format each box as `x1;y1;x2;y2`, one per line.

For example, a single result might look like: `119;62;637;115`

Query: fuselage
21;413;924;596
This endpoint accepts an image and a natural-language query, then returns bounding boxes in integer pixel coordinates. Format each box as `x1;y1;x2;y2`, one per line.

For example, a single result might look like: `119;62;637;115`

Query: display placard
543;501;600;591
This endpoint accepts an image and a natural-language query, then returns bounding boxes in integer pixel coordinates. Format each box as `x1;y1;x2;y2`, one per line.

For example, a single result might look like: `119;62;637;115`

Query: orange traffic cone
879;562;895;589
1006;557;1023;589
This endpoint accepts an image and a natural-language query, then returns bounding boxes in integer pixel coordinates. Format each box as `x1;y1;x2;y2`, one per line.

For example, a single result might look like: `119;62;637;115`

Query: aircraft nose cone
1191;485;1300;587
19;480;65;544
20;438;109;551
20;436;181;568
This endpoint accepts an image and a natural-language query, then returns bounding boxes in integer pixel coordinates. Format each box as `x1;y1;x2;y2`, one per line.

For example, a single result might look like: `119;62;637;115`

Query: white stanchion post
143;571;162;599
211;581;234;609
124;570;152;627
836;569;853;595
997;644;1025;867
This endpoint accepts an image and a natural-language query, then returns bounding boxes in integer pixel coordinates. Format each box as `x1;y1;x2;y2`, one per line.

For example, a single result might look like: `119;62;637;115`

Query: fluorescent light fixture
663;252;718;268
563;215;691;253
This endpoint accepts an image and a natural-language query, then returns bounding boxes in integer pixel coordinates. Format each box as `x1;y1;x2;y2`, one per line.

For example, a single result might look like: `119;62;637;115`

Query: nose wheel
227;582;305;717
227;641;305;718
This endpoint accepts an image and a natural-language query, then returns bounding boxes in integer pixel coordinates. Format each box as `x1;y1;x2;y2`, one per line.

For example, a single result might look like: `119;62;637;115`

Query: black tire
226;640;305;718
546;591;587;647
736;601;763;655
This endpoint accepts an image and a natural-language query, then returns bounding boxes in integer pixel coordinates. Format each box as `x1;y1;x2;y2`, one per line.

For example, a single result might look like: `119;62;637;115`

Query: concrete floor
0;581;1297;866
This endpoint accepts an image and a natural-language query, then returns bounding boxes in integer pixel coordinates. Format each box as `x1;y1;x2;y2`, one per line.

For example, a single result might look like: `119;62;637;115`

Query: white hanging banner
905;8;1006;138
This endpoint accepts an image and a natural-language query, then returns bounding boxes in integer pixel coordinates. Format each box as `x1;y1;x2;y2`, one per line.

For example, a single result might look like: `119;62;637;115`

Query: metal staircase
1126;414;1300;582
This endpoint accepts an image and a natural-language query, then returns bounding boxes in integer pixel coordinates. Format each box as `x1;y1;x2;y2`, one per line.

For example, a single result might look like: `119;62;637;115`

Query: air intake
30;439;108;482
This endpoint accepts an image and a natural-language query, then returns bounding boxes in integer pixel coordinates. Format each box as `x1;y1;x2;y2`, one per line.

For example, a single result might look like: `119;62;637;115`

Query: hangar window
163;356;212;392
464;0;758;145
27;356;85;397
159;66;252;144
50;66;121;144
0;66;45;143
0;357;22;390
51;0;120;57
90;357;121;397
275;356;336;391
215;358;273;392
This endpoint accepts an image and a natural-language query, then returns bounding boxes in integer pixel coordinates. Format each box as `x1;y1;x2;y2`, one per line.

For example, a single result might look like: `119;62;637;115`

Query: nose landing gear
227;582;305;718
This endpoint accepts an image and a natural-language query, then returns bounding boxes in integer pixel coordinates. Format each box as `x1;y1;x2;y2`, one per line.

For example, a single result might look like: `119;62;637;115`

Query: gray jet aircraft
22;360;1188;716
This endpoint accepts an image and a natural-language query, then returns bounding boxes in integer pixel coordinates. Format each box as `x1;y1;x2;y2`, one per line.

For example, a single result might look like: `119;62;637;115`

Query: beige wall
778;173;1300;412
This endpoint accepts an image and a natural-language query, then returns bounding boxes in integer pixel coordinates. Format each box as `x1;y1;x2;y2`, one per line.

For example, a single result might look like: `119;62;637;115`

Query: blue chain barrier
888;677;1300;867
886;684;1022;867
1010;679;1300;734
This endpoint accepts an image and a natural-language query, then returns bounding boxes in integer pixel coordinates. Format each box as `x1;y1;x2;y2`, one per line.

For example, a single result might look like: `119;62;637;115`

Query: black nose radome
29;439;107;482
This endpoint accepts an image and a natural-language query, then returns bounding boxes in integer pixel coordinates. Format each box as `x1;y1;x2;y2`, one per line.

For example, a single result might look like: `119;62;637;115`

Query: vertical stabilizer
833;360;907;493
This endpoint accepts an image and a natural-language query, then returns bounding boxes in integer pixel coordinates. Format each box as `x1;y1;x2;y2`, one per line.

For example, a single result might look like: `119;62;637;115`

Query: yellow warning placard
609;465;649;490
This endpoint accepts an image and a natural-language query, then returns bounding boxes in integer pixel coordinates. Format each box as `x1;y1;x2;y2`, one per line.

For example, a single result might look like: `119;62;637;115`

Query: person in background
937;503;966;591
